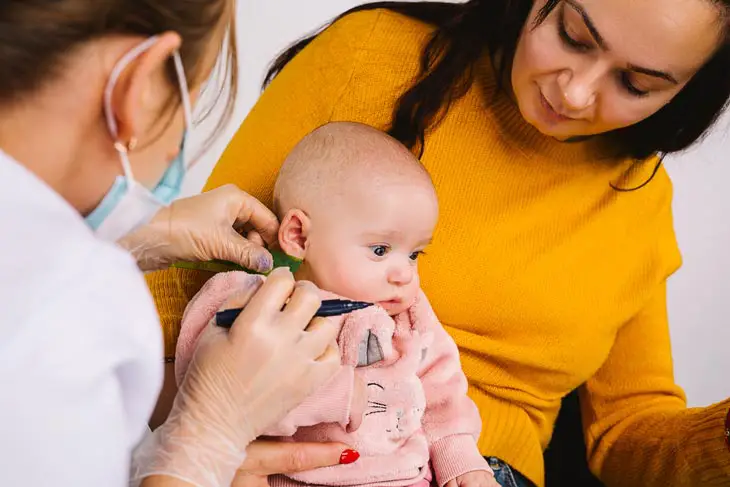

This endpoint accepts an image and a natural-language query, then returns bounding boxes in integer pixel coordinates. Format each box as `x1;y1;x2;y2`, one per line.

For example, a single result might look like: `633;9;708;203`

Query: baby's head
273;122;438;316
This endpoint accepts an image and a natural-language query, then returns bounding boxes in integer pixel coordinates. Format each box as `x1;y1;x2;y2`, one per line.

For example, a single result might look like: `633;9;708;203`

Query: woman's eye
371;245;389;257
620;72;650;97
558;9;590;52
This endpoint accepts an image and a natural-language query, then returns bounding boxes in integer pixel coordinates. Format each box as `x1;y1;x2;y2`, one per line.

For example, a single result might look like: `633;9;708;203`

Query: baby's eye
370;245;390;257
409;251;424;261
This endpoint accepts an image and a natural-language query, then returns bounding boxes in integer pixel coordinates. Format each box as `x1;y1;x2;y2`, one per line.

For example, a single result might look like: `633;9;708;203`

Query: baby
175;122;496;487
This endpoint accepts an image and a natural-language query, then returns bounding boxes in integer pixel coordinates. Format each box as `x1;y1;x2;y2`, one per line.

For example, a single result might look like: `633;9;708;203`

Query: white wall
665;114;730;407
182;0;366;195
185;1;730;408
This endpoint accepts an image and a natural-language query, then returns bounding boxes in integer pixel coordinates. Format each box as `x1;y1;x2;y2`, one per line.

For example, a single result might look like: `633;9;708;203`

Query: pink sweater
175;272;491;487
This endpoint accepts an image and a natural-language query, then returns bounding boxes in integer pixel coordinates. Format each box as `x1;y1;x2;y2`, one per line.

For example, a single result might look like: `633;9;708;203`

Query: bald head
273;122;433;218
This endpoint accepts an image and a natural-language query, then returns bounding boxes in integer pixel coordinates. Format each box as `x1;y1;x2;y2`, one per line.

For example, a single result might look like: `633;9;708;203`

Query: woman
0;1;358;486
148;0;730;486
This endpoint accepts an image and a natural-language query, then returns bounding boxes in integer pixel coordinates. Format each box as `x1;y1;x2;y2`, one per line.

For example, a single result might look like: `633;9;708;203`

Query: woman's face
511;0;724;139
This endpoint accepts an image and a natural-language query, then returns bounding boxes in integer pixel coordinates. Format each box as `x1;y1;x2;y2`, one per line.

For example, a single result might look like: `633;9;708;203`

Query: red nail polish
339;449;360;464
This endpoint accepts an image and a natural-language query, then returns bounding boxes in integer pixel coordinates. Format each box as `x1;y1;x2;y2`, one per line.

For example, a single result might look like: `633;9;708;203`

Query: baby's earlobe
278;208;310;259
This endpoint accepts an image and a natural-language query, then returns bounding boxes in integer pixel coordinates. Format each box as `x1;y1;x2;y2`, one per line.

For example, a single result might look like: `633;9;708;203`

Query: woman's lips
539;92;574;125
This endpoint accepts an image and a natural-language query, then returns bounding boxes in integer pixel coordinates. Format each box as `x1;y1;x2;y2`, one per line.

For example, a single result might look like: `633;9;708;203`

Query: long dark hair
265;0;730;171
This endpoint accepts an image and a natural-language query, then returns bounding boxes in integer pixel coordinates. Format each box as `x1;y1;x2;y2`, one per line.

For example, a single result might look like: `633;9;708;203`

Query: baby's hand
445;470;500;487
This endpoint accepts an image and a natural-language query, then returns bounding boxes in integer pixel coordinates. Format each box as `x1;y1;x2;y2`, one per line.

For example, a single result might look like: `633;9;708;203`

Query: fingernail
270;266;290;276
339;449;360;465
257;253;273;272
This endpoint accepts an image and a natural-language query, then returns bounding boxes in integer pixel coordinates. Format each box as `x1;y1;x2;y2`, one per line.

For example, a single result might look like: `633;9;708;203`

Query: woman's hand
132;269;342;487
232;440;359;487
119;184;279;272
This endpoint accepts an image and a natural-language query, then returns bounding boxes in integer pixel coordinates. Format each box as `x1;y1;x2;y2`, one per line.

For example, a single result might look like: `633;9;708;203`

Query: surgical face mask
85;36;194;242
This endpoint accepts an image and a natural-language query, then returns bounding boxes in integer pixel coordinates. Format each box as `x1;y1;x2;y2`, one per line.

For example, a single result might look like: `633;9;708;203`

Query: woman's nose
557;67;600;112
387;264;413;286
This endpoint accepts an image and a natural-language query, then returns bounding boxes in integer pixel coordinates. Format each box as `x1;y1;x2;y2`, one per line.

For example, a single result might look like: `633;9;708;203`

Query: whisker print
365;410;387;416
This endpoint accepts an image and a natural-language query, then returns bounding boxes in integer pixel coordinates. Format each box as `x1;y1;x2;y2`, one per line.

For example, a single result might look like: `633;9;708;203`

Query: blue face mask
85;36;194;242
84;142;186;233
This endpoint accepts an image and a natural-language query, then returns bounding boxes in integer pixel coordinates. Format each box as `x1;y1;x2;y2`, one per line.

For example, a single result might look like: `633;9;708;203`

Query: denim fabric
486;457;536;487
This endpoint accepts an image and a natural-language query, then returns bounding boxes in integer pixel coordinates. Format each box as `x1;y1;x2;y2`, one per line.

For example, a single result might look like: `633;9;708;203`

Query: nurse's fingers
314;343;340;370
219;276;266;313
246;230;265;247
298;317;339;358
218;228;273;274
230;186;279;247
229;268;296;340
281;280;322;331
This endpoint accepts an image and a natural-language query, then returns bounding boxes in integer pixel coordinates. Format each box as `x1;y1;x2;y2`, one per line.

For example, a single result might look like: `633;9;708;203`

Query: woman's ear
278;209;310;260
110;32;183;146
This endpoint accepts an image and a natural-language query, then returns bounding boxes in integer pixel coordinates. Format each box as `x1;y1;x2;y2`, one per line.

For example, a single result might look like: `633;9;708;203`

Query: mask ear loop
172;52;194;135
103;36;161;181
103;36;195;176
172;51;195;170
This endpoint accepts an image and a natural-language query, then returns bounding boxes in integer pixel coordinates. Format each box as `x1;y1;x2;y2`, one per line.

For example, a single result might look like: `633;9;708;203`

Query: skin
144;441;355;487
283;177;438;316
276;123;439;317
0;31;213;215
276;123;498;487
0;14;347;487
512;0;724;139
72;0;727;483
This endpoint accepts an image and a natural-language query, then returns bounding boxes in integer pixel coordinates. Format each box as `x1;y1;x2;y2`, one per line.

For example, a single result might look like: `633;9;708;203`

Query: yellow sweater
146;9;730;487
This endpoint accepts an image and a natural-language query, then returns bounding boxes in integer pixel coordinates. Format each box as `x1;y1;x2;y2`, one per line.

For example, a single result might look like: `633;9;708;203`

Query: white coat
0;149;163;486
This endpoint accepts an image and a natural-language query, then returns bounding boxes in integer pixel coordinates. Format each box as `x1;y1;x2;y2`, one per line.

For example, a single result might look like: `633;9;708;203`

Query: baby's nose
387;265;413;286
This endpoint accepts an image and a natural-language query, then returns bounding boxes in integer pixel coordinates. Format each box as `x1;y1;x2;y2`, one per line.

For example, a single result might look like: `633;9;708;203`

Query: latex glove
231;440;360;487
445;470;500;487
119;184;278;272
131;268;341;487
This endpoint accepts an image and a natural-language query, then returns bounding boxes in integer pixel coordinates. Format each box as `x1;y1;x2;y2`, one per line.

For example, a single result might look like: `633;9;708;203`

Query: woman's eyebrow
628;64;679;84
565;0;679;84
565;0;607;49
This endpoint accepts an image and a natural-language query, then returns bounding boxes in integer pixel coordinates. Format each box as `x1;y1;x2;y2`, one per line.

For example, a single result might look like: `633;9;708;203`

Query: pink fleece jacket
175;272;491;487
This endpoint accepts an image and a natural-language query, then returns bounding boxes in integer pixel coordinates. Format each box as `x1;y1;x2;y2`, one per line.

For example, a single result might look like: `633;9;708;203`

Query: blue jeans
486;457;536;487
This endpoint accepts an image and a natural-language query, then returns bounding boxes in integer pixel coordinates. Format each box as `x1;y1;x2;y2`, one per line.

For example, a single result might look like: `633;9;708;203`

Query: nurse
0;1;350;486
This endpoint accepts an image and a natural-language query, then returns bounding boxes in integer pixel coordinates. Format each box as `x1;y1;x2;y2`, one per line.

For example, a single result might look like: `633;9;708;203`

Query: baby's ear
278;208;310;260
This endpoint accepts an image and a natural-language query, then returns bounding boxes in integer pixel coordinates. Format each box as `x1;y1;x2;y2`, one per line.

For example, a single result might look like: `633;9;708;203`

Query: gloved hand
130;268;342;487
119;184;279;272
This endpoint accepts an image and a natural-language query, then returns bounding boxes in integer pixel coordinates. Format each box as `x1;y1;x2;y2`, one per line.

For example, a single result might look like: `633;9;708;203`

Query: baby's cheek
318;257;371;298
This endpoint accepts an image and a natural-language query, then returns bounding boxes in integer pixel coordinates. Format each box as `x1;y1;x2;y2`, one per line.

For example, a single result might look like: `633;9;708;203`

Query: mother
148;1;730;486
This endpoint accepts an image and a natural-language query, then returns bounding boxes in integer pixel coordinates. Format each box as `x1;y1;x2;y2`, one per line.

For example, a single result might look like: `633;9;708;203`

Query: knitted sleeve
581;282;730;486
